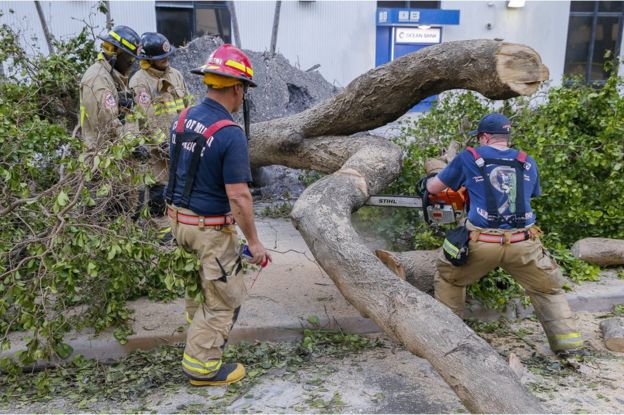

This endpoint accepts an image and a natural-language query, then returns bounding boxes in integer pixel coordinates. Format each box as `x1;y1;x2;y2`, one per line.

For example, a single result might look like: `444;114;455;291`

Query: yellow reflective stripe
109;31;137;51
552;332;583;340
182;361;219;375
80;104;88;127
225;59;253;76
443;239;459;257
182;354;222;374
549;332;583;350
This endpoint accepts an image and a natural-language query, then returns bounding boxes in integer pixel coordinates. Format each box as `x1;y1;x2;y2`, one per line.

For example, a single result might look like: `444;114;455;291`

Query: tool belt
167;207;235;228
470;226;542;245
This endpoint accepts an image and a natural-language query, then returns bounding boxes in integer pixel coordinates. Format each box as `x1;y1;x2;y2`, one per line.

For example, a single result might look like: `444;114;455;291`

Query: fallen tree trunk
571;238;624;266
250;39;547;413
375;249;438;294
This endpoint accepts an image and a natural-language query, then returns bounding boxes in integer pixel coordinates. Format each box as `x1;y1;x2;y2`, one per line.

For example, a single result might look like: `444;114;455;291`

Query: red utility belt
167;207;235;227
472;230;531;244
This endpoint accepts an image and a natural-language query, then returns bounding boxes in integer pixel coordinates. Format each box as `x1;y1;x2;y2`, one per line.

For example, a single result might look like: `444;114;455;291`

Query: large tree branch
249;39;548;412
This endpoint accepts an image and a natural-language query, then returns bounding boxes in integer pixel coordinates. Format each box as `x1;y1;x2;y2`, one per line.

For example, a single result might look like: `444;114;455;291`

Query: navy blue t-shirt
437;146;541;229
165;98;252;215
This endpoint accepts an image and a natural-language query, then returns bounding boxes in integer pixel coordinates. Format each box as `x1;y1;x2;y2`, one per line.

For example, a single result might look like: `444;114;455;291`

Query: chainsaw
365;187;469;226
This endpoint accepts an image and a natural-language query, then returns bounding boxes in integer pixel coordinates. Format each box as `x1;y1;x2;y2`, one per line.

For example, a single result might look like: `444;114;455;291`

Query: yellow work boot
189;363;246;386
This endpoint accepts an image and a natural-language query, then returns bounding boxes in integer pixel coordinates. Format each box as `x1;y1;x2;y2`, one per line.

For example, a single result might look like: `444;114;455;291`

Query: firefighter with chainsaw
166;44;271;385
80;25;141;150
129;32;192;230
424;112;584;357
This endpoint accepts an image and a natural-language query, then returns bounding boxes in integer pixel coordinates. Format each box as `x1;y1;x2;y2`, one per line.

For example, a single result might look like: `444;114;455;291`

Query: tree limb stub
250;40;547;412
375;249;438;294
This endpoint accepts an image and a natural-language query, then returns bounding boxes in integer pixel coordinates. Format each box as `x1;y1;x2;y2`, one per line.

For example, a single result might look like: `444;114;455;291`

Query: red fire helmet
191;44;257;87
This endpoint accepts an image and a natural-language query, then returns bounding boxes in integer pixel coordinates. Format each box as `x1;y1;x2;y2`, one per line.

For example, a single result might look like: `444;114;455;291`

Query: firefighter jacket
129;66;192;183
79;54;132;150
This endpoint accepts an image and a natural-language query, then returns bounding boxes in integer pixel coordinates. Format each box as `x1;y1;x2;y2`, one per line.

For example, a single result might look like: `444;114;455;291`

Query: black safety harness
165;107;242;208
466;146;530;228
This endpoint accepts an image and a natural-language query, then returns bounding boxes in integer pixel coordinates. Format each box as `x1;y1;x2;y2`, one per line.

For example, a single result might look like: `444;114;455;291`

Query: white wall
441;1;571;85
0;1;155;57
236;1;377;87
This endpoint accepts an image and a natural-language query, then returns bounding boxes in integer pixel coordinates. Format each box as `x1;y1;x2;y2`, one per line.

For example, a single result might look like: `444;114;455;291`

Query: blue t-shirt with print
437;146;541;229
165;98;252;216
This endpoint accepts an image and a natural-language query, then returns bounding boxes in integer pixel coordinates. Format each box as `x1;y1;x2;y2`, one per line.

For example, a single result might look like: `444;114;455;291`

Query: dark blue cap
469;112;512;136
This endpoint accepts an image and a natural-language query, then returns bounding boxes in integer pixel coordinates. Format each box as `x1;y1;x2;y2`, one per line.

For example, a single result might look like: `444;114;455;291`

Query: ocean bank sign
395;27;441;44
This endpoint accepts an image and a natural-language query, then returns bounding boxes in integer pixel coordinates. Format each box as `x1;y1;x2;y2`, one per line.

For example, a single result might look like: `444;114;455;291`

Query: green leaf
56;190;69;207
54;343;74;359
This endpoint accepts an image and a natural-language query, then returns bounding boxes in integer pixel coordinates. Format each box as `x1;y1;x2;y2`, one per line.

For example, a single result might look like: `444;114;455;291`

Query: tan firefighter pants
169;206;247;380
434;221;583;353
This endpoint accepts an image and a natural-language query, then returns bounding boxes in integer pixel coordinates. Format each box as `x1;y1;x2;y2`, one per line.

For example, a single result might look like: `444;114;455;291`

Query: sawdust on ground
477;311;624;413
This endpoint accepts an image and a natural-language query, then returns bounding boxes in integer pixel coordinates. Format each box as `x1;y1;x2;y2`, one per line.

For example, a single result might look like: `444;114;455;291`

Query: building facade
1;1;623;89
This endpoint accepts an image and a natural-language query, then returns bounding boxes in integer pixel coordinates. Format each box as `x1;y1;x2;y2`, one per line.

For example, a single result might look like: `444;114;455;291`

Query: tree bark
600;318;624;352
375;249;438;294
571;238;624;266
249;40;547;413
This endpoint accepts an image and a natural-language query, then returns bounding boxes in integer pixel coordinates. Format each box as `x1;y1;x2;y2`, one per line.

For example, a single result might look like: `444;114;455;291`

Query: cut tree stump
250;39;547;413
375;249;438;294
571;238;624;266
600;318;624;352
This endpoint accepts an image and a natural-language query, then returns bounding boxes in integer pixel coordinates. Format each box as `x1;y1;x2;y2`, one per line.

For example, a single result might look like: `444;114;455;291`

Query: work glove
424;158;446;175
132;144;150;161
415;174;436;197
118;91;135;111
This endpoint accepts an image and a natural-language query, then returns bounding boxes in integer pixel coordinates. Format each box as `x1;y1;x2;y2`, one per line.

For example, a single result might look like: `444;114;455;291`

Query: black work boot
188;363;246;386
555;347;590;360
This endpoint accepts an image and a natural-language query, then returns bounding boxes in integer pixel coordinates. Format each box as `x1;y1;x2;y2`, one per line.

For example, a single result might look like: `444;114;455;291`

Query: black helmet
99;25;141;58
138;32;176;61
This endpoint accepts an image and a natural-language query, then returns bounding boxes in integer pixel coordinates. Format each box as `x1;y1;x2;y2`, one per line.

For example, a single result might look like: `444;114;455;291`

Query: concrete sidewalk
5;217;624;363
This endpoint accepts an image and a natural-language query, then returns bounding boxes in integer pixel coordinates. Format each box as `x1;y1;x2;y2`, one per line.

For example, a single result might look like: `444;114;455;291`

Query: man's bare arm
225;182;271;265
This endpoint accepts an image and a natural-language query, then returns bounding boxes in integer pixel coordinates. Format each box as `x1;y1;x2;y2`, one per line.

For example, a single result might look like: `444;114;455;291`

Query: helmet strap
243;94;250;140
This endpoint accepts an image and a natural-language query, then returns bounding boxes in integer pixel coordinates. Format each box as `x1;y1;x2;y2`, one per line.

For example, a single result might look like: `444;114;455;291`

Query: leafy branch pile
0;323;382;412
358;70;623;309
0;15;200;369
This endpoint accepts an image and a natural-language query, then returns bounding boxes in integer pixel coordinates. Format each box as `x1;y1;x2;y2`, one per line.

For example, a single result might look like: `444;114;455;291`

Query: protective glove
424;158;447;175
415;173;436;197
118;91;135;111
132;145;150;161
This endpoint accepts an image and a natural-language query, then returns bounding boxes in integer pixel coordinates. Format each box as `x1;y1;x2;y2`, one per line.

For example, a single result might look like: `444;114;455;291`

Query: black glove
132;145;149;161
118;91;134;111
416;174;436;197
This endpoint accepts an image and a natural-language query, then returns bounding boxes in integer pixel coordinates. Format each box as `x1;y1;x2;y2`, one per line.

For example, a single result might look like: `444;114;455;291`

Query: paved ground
5;217;624;363
3;217;624;413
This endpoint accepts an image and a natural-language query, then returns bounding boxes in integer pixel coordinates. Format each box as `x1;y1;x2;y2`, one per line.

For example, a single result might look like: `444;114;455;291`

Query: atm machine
376;8;460;111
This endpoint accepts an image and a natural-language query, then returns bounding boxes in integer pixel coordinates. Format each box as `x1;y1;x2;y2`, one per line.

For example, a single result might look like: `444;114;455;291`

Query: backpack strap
466;147;500;226
165;108;191;205
179;119;241;208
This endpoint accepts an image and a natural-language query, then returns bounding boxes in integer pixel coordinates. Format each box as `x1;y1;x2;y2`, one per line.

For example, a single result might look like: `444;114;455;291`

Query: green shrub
0;17;201;369
367;74;622;309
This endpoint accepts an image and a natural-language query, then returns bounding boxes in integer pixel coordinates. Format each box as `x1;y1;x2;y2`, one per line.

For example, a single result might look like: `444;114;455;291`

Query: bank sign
395;27;441;44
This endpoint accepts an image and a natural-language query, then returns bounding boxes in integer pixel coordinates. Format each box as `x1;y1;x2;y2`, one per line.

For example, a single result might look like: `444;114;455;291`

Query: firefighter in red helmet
165;44;271;386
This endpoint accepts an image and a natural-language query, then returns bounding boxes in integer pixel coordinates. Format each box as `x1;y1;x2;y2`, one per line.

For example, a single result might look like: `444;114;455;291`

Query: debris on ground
171;35;339;124
2;311;623;414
